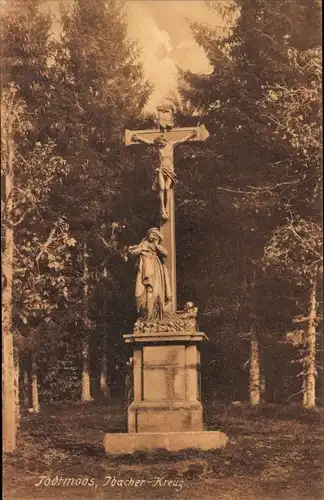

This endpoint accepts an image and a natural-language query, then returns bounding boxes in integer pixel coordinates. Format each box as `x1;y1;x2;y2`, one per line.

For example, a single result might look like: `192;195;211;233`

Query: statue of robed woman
128;228;172;320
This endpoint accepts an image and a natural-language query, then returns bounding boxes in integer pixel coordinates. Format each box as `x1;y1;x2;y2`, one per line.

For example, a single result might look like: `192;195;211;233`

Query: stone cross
125;105;209;313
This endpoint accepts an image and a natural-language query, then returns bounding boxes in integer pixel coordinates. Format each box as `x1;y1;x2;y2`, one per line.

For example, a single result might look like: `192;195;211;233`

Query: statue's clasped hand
155;244;165;253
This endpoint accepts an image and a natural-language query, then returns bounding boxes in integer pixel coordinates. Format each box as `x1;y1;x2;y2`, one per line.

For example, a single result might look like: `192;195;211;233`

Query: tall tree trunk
302;369;308;407
2;117;17;451
23;365;30;407
260;374;266;403
2;326;16;451
14;343;20;427
100;334;110;398
81;237;92;402
31;354;40;413
249;331;261;406
81;338;92;402
319;313;324;407
303;278;317;408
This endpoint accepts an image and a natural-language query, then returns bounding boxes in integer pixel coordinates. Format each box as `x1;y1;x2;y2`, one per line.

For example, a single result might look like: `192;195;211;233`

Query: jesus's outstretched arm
132;134;153;145
173;130;197;145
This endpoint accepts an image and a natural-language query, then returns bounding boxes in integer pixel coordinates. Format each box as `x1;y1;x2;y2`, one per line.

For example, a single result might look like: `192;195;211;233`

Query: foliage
56;0;152;151
2;0;154;402
177;0;321;206
1;84;72;348
263;215;322;282
39;344;81;401
1;0;322;407
174;0;322;401
0;0;56;144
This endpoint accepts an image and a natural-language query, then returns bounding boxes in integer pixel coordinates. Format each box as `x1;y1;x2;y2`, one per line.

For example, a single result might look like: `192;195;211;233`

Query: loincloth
152;166;178;191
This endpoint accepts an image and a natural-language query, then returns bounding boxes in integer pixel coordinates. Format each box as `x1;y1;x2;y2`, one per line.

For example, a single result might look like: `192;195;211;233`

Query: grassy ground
3;400;324;500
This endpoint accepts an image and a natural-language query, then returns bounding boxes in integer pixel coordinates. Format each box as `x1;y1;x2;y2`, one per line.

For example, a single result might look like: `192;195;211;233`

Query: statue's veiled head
147;227;163;244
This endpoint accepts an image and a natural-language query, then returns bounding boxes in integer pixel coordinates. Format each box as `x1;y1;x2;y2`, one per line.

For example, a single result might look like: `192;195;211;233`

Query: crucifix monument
125;105;209;314
104;105;228;453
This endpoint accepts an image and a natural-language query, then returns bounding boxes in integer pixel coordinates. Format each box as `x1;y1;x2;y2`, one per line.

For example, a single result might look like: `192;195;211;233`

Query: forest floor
3;400;324;500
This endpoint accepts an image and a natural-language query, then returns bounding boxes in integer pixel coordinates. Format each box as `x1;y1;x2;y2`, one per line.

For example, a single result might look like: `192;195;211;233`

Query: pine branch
35;227;57;262
95;232;112;249
293;316;310;324
12;207;33;227
286;389;304;401
243;357;251;369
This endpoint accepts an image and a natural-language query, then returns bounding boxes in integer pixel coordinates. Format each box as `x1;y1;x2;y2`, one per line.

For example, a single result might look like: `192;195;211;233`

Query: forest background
1;0;322;453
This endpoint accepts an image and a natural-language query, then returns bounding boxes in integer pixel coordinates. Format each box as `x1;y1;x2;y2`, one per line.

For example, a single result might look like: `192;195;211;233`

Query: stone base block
128;402;203;433
104;431;228;454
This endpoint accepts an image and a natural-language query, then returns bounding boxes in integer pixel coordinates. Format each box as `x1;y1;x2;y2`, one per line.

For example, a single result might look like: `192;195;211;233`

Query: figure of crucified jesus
132;131;196;220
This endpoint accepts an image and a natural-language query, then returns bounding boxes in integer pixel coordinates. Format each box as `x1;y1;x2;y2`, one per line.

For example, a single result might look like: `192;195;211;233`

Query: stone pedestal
124;330;206;433
104;431;228;454
104;311;228;454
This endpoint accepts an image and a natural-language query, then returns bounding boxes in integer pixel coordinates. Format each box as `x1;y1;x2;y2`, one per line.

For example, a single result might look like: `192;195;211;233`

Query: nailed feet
161;209;168;221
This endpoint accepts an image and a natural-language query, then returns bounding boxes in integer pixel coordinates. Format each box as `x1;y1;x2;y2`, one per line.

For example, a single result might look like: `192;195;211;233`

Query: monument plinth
103;106;228;454
124;312;207;433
